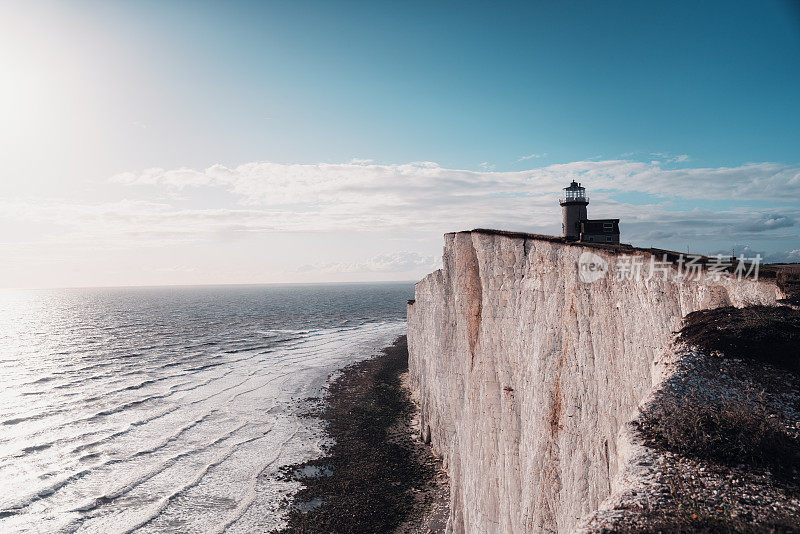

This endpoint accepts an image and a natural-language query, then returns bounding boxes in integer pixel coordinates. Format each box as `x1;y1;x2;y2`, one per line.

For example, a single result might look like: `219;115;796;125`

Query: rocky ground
580;305;800;533
273;336;449;534
395;370;450;534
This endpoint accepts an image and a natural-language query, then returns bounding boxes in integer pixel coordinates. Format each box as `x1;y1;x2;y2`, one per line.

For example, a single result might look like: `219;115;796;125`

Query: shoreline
274;335;449;533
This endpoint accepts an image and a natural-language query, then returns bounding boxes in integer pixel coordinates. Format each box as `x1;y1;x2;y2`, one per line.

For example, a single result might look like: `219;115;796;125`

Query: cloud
650;152;690;164
3;158;798;254
615;206;800;244
0;198;296;249
111;159;800;205
705;244;800;264
753;248;800;263
108;161;569;234
515;153;547;162
297;251;441;274
149;265;199;273
736;213;796;233
6;156;799;287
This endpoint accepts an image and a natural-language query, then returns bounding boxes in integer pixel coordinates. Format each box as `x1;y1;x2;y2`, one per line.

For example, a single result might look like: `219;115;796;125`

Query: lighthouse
559;181;588;239
559;180;620;243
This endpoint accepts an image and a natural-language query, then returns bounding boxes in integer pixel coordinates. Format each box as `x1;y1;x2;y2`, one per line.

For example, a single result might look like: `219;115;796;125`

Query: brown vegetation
775;266;800;305
616;303;800;533
678;305;800;373
638;388;800;483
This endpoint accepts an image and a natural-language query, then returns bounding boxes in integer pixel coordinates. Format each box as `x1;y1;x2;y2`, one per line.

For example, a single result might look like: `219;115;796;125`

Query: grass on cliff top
627;304;800;531
776;267;800;306
637;387;800;483
647;305;800;480
611;510;800;534
678;305;800;373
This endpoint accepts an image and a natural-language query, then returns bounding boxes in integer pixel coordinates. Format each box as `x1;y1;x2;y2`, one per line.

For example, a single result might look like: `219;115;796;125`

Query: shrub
678;306;800;374
638;389;800;482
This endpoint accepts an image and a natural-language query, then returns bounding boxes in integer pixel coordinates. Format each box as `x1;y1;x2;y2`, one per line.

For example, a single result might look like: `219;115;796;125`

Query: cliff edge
406;230;792;533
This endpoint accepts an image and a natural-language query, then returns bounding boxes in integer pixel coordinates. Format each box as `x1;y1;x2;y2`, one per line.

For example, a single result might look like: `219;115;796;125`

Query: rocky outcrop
406;230;783;534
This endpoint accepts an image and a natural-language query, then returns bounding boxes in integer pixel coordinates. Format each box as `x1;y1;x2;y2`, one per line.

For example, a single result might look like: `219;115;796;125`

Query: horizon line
0;280;419;292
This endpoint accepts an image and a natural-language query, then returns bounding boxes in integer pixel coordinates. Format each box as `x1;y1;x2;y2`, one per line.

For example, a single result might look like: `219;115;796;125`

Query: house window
603;222;614;232
606;236;613;242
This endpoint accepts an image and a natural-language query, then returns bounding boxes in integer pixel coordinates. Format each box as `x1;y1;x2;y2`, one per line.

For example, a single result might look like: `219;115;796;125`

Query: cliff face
406;231;782;534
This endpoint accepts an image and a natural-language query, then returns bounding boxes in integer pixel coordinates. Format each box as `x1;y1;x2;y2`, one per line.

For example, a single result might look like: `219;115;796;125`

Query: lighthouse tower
559;181;588;239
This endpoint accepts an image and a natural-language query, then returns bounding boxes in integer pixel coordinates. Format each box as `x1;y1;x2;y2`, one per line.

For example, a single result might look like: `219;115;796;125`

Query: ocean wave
0;283;408;533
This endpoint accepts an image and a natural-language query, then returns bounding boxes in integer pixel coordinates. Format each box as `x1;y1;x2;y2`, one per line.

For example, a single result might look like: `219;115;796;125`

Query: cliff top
464;227;738;261
462;228;719;261
454;229;800;292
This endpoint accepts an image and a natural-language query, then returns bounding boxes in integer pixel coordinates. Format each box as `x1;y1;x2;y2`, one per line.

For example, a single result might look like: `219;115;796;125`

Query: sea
0;282;413;533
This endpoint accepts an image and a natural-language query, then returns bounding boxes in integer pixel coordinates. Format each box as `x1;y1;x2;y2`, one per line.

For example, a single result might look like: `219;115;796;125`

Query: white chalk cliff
406;230;783;534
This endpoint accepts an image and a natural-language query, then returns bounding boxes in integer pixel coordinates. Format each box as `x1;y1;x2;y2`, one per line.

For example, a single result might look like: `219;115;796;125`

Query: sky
1;0;799;288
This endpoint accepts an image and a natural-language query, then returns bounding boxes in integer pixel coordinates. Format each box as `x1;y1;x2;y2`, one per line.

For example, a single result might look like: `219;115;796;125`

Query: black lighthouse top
559;180;588;205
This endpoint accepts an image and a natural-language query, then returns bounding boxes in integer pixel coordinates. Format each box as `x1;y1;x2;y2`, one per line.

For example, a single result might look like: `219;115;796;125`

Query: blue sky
85;0;800;170
1;1;799;287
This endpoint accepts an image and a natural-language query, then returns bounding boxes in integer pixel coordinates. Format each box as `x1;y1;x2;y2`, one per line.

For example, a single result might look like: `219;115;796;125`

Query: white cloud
515;153;547;162
650;152;690;164
105;159;800;248
297;251;440;274
4;158;800;255
110;159;800;205
736;213;796;232
614;206;800;245
3;157;799;287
